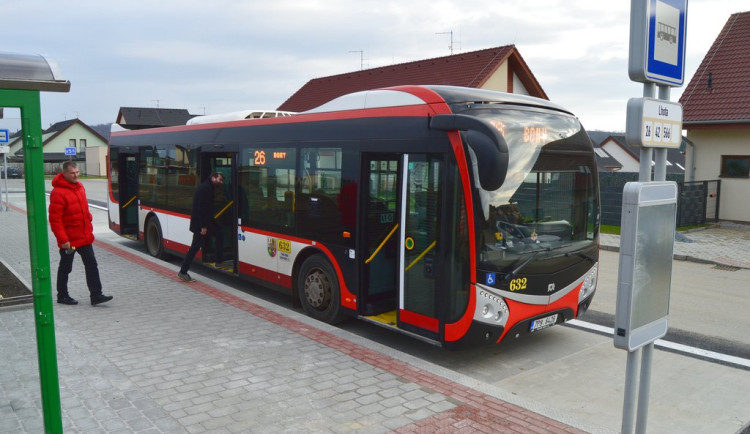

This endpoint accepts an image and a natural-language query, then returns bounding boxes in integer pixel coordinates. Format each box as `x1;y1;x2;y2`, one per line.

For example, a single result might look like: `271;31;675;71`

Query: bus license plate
530;314;558;332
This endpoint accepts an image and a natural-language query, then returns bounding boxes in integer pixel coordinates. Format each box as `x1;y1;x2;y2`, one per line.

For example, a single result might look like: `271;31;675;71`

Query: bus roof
424;85;572;114
186;110;296;125
302;85;573;116
303;89;428;113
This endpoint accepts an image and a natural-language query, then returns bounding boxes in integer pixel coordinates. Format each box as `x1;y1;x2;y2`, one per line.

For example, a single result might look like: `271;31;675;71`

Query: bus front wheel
145;217;167;259
298;255;345;324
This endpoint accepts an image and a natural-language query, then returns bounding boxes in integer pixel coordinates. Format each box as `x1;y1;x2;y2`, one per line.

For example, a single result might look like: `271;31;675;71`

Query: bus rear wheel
298;255;345;324
145;217;167;259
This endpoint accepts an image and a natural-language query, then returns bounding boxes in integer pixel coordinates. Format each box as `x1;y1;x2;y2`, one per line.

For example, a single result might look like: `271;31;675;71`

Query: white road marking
569;319;750;369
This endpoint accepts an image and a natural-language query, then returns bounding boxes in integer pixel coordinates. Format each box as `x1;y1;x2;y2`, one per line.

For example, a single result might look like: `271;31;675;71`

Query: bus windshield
463;107;598;272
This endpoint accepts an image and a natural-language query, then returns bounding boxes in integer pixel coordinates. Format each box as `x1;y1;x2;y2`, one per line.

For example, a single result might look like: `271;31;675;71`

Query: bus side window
299;147;345;242
246;182;265;209
239;147;296;229
284;190;294;212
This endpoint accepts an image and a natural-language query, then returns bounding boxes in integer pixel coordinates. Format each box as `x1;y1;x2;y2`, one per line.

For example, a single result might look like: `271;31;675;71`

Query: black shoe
177;272;197;282
91;294;113;305
57;295;78;305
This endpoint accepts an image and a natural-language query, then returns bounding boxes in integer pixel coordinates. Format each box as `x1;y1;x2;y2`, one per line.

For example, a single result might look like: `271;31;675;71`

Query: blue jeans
57;244;103;297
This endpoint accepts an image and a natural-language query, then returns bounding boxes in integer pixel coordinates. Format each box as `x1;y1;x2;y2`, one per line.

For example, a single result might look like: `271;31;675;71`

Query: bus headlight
579;264;598;302
475;287;509;326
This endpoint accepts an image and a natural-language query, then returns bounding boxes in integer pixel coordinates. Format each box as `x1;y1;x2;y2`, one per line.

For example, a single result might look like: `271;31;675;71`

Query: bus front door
201;153;237;272
363;153;444;342
118;153;139;239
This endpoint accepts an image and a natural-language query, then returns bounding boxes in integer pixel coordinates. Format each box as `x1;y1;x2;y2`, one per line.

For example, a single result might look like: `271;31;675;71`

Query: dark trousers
213;225;224;263
57;244;102;297
180;232;204;274
179;226;225;274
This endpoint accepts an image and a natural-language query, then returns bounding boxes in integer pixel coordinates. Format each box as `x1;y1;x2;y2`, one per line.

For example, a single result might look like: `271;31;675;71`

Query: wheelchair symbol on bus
486;273;496;285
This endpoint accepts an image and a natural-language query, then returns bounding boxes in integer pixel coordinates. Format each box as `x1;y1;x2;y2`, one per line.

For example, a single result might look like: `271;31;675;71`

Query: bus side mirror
430;114;508;191
463;130;506;191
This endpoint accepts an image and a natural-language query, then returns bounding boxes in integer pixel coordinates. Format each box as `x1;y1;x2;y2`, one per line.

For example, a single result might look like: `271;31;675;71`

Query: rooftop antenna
349;50;364;70
436;30;454;55
152;99;160;108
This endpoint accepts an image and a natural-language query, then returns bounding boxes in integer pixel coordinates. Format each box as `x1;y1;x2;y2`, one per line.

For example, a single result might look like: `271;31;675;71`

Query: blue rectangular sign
64;147;77;156
628;0;688;87
646;0;687;85
0;129;8;143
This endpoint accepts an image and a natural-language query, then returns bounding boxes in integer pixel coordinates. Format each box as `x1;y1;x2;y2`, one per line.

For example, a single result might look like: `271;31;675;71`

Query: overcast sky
1;0;747;133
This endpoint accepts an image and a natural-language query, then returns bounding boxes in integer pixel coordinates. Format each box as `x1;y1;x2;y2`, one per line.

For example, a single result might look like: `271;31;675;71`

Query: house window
69;139;76;148
720;155;750;178
80;139;87;153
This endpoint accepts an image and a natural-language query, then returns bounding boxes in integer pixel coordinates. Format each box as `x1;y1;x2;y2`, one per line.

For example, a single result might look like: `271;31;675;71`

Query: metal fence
0;160;89;177
676;180;720;226
599;172;720;228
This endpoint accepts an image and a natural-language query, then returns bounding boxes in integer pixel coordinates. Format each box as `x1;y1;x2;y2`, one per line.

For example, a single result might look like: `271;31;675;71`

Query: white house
679;11;750;223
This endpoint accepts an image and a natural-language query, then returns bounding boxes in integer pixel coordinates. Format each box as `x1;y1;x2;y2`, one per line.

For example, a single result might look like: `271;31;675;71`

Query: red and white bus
108;85;599;349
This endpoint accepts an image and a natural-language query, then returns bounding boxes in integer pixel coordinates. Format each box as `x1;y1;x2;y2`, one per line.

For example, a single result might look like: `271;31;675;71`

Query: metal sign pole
620;1;687;432
1;128;8;211
634;82;673;433
2;152;8;211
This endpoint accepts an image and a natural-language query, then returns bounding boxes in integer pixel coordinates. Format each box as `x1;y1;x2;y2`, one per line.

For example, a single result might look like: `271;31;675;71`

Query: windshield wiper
565;250;597;263
503;249;544;281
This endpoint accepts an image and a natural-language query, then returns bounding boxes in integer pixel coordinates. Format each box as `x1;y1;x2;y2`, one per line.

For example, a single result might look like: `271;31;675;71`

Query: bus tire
298;255;345;324
144;216;167;259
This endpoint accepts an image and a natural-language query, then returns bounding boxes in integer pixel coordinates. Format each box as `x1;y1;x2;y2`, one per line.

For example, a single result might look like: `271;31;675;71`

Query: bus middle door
202;153;238;272
363;153;444;342
399;154;443;340
118;153;139;238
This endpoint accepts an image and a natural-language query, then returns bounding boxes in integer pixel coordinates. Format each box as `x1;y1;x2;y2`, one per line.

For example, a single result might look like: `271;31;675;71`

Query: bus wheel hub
304;269;330;309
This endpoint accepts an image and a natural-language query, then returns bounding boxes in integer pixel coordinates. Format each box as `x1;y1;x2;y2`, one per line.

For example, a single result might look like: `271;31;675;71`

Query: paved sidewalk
600;221;750;269
0;204;582;433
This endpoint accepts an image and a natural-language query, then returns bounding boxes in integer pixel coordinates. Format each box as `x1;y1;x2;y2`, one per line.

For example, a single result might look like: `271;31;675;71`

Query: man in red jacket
49;161;113;305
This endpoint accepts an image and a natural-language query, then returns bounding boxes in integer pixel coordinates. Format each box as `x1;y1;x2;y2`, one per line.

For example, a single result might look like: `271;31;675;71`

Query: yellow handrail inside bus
365;223;399;264
214;200;234;220
122;195;137;209
405;240;436;271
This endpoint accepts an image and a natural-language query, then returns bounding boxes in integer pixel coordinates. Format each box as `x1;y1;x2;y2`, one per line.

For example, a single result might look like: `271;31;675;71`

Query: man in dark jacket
49;162;113;305
178;172;224;282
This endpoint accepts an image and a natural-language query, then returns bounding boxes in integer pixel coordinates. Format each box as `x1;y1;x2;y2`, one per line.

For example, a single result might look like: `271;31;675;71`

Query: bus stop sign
625;97;682;148
628;0;688;86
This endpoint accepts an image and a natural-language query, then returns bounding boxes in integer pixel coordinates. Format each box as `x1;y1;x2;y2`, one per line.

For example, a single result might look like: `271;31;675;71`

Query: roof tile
680;11;750;124
277;45;546;112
